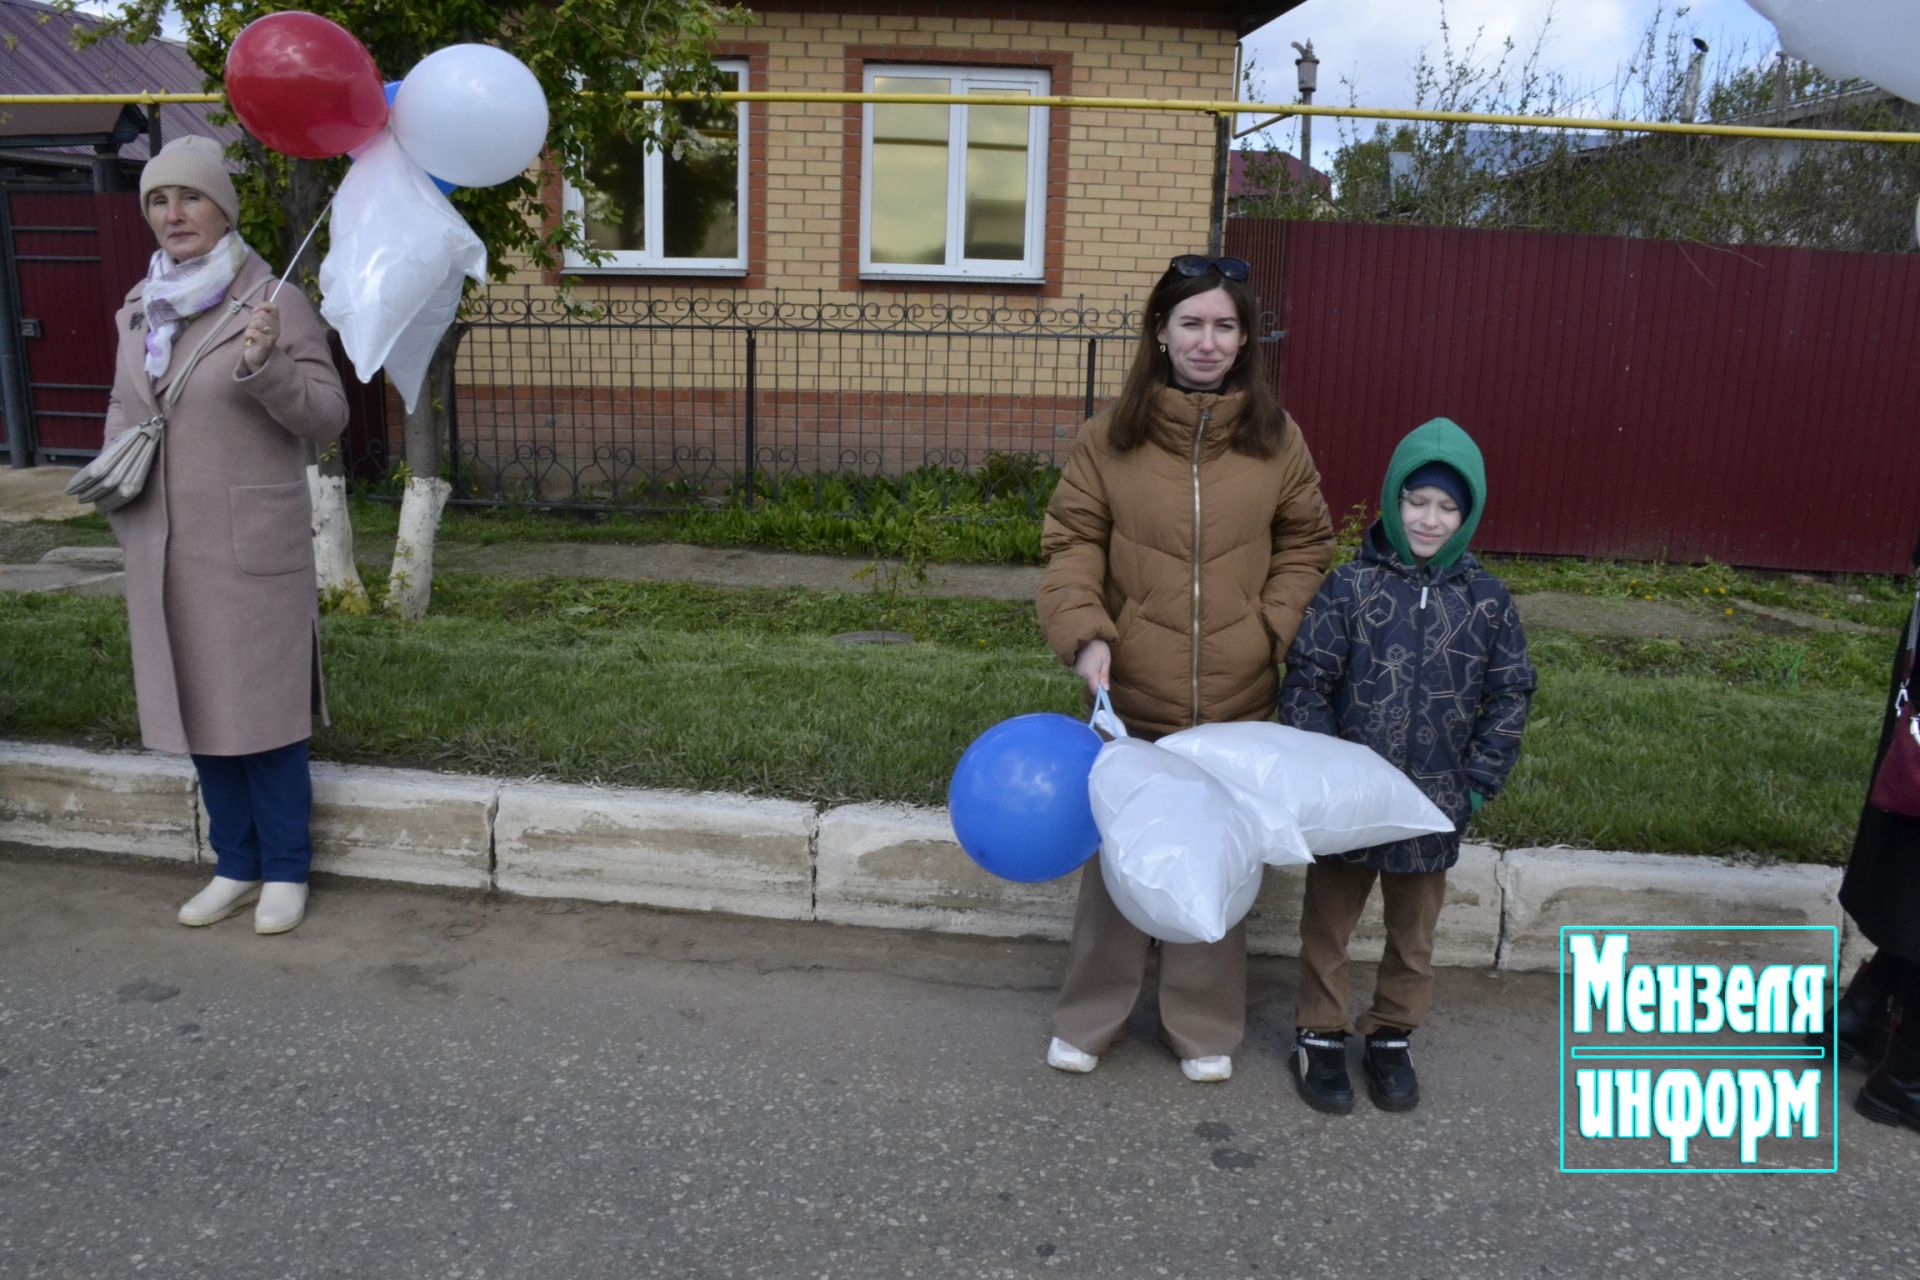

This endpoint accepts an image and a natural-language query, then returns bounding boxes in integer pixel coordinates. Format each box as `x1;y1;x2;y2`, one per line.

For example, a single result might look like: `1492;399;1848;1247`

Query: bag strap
156;276;270;414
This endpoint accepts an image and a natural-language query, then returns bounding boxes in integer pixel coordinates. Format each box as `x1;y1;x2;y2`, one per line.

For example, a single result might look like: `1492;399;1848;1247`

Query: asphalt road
3;849;1915;1280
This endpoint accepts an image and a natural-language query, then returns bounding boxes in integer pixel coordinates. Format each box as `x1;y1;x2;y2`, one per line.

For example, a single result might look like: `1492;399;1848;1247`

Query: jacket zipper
1189;407;1210;726
1404;575;1430;768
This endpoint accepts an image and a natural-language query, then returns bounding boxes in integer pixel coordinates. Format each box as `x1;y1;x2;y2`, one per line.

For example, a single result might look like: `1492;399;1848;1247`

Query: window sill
561;265;749;279
858;272;1045;286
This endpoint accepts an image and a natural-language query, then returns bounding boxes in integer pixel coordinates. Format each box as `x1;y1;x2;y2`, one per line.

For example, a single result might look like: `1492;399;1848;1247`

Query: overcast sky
1241;1;1785;171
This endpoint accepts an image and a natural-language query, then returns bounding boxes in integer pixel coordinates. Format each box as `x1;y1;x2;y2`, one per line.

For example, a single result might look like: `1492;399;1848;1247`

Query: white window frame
860;64;1049;283
562;59;749;275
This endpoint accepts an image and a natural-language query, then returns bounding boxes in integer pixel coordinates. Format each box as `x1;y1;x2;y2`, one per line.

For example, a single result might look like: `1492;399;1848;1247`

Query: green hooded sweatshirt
1379;417;1487;572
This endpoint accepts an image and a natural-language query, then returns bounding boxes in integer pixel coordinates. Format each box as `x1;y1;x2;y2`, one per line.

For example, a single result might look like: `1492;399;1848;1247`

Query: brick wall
451;3;1240;489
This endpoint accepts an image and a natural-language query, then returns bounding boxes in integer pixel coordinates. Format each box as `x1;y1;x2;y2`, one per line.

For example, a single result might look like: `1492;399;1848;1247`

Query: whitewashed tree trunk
307;465;371;613
384;475;451;620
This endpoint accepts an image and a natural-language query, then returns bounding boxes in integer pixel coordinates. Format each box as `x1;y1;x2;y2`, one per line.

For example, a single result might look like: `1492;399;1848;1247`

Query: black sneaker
1362;1028;1420;1112
1291;1029;1354;1115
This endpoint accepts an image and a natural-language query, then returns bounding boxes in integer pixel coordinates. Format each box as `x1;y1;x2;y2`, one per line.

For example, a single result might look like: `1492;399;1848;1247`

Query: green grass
1474;671;1876;862
0;572;1888;864
350;459;1051;565
1482;554;1909;631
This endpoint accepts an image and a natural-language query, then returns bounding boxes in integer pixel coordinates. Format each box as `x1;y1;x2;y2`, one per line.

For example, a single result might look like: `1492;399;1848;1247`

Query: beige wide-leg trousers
1050;862;1247;1059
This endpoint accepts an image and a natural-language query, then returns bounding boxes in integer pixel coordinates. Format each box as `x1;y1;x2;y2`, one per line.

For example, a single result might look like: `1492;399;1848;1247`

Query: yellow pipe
0;93;223;104
6;90;1918;145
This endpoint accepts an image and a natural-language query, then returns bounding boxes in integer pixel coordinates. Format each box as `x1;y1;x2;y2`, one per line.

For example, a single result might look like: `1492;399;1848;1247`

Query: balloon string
270;194;336;302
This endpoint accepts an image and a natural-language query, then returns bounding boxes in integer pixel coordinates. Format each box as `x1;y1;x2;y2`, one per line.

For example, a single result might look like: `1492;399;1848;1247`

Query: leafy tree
78;0;746;613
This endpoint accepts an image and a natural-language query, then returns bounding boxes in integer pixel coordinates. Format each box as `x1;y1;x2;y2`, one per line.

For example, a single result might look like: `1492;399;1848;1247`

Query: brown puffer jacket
1036;386;1334;737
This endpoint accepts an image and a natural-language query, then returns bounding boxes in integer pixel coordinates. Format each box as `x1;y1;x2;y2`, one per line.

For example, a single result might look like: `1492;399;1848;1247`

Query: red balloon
225;12;387;159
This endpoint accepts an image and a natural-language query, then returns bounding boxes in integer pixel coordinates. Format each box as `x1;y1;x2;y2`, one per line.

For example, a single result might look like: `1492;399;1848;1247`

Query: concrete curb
0;742;198;861
0;740;1860;972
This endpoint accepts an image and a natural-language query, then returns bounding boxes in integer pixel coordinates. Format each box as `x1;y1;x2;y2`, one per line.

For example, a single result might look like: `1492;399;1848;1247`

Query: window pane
964;90;1029;261
663;70;740;258
580;127;647;253
870;76;949;265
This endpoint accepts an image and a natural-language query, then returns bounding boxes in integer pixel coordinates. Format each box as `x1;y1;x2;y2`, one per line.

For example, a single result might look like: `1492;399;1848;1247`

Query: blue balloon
949;713;1102;882
383;80;458;195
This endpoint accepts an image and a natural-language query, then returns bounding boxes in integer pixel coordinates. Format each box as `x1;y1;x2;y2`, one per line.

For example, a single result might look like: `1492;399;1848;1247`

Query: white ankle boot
178;877;261;927
1047;1037;1099;1074
254;882;308;935
1181;1055;1233;1083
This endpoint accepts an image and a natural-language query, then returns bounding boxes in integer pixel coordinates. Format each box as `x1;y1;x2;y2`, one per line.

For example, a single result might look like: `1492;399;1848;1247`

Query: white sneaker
177;877;261;927
1181;1055;1233;1083
254;882;308;935
1046;1037;1099;1074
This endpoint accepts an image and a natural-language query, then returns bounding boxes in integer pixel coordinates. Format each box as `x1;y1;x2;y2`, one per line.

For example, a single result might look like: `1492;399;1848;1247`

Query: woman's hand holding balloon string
1073;638;1112;697
241;302;280;374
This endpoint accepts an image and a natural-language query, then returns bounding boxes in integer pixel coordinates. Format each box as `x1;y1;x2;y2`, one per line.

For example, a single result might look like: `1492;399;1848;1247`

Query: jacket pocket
229;481;310;577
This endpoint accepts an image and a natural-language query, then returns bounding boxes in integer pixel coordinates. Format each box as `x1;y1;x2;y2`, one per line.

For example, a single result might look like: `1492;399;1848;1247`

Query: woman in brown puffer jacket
1036;255;1335;1082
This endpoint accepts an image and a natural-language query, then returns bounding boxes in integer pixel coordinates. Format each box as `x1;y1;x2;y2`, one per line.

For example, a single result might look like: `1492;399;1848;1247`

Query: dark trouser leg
1828;952;1900;1064
1295;860;1378;1034
1358;869;1449;1036
1857;948;1920;1131
242;739;314;884
1051;865;1151;1056
192;752;261;881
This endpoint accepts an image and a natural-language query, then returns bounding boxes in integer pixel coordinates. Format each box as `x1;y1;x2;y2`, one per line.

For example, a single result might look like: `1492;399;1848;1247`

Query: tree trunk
384;475;451;620
266;153;370;612
309;458;370;614
384;333;458;619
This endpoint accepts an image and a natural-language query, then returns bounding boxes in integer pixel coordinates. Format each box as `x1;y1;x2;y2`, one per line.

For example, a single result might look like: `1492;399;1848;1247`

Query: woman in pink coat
103;136;348;934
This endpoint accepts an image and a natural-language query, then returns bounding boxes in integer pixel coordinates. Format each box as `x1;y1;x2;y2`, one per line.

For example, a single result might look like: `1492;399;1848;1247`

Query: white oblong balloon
392;44;550;187
1746;0;1920;104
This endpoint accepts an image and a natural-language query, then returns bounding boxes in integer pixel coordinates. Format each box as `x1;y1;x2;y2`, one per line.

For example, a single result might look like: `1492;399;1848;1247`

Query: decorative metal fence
423;291;1159;517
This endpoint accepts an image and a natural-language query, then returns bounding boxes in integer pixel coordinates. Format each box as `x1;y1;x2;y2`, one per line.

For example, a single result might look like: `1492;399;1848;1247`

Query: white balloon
1159;721;1453;858
1089;739;1265;946
392;44;550;188
319;132;487;413
1745;0;1920;104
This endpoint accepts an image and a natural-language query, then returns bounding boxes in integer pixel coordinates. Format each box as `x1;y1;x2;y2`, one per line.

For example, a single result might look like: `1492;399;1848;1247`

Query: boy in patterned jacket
1278;417;1536;1114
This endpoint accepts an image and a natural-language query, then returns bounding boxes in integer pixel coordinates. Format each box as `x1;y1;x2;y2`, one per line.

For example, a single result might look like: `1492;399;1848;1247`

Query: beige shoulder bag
67;280;267;514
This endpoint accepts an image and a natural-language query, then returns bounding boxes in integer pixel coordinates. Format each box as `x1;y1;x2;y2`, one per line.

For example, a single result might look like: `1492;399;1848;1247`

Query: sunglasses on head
1169;254;1251;282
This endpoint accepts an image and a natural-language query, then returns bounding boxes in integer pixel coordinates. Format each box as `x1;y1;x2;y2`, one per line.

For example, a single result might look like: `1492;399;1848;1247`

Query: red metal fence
1228;218;1920;574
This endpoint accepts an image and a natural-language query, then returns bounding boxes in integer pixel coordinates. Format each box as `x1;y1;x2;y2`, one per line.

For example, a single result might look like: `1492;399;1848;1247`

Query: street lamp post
1292;39;1319;186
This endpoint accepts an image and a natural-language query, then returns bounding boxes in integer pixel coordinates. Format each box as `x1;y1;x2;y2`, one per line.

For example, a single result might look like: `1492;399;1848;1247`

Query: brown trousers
1050;862;1247;1059
1295;859;1448;1036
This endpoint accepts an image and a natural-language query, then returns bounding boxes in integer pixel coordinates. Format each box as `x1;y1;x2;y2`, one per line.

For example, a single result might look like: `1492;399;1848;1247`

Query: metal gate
0;186;153;466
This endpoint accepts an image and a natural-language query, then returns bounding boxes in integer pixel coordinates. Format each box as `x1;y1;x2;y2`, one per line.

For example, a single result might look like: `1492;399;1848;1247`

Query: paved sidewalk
435;538;1043;601
0;467;79;523
3;850;1915;1280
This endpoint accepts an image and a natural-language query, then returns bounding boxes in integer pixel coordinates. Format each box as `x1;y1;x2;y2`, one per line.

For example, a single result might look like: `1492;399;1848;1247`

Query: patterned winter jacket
1279;523;1536;873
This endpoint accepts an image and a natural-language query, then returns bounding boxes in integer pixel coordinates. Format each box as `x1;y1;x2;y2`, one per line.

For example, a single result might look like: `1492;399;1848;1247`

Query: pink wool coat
104;251;349;756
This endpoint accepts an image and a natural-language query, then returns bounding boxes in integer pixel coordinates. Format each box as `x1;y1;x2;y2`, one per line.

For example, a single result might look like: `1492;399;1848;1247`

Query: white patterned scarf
141;230;250;379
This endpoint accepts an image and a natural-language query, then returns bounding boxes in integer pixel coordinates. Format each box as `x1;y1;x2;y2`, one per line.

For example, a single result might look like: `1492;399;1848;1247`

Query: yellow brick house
450;0;1304;501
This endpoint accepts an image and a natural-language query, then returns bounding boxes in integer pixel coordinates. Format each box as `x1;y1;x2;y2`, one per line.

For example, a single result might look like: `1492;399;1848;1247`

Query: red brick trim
841;46;1072;298
545;42;770;290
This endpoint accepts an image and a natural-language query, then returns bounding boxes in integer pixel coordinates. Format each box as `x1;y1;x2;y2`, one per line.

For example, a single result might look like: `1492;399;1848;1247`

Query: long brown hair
1105;264;1286;456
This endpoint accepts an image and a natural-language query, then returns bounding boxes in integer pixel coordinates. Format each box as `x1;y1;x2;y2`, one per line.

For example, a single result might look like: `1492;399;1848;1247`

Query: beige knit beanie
139;135;240;228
